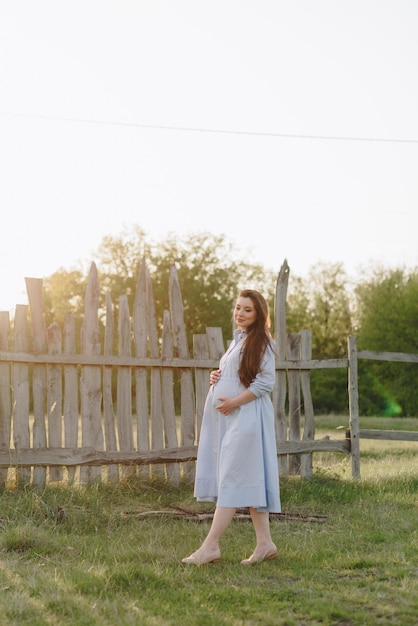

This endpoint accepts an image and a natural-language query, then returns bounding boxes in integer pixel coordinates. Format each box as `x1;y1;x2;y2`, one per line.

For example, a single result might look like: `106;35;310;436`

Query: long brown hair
237;289;272;387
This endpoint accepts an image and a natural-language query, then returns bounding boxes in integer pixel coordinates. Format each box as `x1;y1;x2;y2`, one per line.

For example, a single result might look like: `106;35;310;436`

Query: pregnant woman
182;289;281;566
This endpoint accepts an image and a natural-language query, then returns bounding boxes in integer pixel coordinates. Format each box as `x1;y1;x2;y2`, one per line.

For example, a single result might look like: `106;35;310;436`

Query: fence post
47;322;63;482
63;311;80;482
133;259;150;465
103;294;119;481
80;263;103;482
161;309;180;484
300;330;314;478
274;260;290;476
169;265;195;480
348;335;361;479
0;311;11;486
117;294;135;478
26;277;48;485
13;305;31;485
287;332;301;475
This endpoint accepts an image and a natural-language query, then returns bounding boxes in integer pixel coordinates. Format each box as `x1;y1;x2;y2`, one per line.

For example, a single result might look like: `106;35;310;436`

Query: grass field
0;416;417;625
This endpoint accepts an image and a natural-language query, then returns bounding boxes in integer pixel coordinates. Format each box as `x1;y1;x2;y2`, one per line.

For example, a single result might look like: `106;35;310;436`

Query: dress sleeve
248;342;276;397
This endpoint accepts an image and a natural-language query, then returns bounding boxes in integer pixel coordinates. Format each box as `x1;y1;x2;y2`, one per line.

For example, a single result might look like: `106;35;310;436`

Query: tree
146;231;275;342
285;263;354;414
354;266;418;416
287;262;353;358
43;266;87;345
42;226;276;349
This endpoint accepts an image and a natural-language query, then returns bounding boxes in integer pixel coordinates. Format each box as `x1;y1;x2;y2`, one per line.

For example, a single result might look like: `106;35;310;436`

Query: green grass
0;416;417;625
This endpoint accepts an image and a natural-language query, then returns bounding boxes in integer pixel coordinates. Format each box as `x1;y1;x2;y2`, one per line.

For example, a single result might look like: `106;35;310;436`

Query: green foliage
286;263;354;414
355;267;418;416
40;228;417;416
43;267;87;339
287;262;353;357
42;226;275;348
309;369;349;414
145;230;275;341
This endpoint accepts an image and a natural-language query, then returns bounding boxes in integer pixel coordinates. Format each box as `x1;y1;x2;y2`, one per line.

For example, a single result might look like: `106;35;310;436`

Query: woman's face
234;296;257;331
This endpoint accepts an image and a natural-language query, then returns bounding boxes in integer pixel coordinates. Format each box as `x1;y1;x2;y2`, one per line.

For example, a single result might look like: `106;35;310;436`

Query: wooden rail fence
0;259;416;486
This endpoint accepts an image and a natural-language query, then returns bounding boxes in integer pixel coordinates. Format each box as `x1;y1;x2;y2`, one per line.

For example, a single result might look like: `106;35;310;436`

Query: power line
1;111;418;144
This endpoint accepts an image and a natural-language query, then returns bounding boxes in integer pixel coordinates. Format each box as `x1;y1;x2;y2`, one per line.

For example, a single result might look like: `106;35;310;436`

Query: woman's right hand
210;369;221;385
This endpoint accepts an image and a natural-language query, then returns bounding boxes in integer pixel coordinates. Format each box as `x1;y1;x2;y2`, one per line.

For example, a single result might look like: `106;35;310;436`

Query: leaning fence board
274;260;289;475
47;323;63;481
193;333;210;438
161;310;180;483
147;268;165;478
63;312;79;482
169;264;195;479
26;277;48;485
117;294;135;479
117;295;134;466
103;293;118;480
300;330;315;478
12;305;31;484
133;260;150;460
0;311;11;485
80;263;103;482
288;333;301;475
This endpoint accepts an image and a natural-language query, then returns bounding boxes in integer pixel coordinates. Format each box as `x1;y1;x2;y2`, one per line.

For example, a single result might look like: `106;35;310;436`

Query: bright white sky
1;0;417;313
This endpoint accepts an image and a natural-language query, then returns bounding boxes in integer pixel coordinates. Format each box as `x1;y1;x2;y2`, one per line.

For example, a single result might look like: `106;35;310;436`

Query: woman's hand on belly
210;369;222;385
216;389;258;415
215;396;236;416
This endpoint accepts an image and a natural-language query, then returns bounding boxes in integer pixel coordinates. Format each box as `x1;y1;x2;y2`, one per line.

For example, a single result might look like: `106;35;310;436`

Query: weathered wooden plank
348;336;361;479
300;330;314;478
358;350;418;364
161;310;180;483
274;260;289;476
0;311;11;485
103;293;118;480
0;438;350;468
25;277;47;484
0;351;221;368
206;327;225;361
193;333;210;438
80;263;103;482
169;264;195;479
193;324;226;439
63;312;79;482
47;322;63;481
359;429;418;442
12;305;31;484
0;351;349;371
133;259;149;458
146;267;164;478
288;333;301;475
203;325;226;435
0;446;198;467
117;295;135;478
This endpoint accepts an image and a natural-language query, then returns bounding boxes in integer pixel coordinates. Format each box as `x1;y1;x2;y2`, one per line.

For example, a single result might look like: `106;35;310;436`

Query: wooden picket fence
0;259;416;487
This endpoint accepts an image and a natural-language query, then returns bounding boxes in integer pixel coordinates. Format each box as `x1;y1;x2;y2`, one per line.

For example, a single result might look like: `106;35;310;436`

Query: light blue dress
194;330;281;512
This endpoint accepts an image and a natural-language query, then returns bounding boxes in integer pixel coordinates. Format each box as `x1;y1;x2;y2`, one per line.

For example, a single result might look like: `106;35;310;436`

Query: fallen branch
123;505;327;523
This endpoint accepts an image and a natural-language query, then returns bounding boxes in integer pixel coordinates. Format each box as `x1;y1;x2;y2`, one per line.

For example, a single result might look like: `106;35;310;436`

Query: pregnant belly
211;377;242;407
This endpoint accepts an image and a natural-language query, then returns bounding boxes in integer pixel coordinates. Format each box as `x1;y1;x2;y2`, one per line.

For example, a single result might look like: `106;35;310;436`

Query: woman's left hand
215;397;236;415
